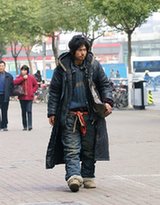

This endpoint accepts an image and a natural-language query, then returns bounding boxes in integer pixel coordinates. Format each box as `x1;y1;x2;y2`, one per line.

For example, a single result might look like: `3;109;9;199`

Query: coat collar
58;52;95;72
4;71;11;78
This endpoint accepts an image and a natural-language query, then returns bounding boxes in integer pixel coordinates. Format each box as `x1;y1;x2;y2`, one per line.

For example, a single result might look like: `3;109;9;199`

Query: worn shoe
83;178;96;189
67;175;83;192
23;128;27;131
3;128;8;131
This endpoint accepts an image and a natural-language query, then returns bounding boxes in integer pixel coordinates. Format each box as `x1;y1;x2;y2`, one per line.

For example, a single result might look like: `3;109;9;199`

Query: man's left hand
104;103;112;117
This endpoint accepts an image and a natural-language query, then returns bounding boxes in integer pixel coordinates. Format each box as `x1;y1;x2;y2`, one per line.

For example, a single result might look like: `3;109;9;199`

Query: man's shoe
3;128;8;131
83;178;96;189
23;128;27;131
28;128;32;131
67;175;83;192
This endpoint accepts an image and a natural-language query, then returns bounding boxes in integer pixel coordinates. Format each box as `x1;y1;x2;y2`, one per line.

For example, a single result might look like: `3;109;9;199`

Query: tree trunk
27;53;33;74
0;43;6;60
90;39;94;51
51;32;59;66
14;56;18;75
10;42;23;75
127;32;132;74
127;32;133;108
84;30;104;51
25;46;33;74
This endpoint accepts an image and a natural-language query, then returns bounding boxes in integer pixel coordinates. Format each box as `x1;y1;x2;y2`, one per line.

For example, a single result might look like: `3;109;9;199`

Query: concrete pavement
0;101;160;205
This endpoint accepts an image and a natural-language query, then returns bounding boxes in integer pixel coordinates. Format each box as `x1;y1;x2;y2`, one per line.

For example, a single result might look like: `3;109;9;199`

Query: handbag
12;84;25;96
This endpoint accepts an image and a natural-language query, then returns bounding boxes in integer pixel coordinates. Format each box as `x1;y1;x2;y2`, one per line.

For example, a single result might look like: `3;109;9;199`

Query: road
0;100;160;205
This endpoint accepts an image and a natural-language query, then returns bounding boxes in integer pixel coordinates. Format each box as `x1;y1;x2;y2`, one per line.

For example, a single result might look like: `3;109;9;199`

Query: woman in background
14;65;38;131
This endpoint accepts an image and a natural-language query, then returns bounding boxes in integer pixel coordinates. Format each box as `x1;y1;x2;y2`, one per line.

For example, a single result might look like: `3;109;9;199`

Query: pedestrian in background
0;60;13;131
116;70;120;78
46;35;113;192
14;65;38;131
110;69;115;78
144;70;150;83
34;70;42;87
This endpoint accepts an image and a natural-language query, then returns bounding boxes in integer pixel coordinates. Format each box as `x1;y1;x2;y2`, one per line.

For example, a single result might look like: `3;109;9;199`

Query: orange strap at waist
69;111;88;136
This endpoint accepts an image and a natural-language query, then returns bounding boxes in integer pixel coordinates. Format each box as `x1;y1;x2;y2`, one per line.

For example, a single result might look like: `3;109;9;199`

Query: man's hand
104;103;112;117
49;116;55;126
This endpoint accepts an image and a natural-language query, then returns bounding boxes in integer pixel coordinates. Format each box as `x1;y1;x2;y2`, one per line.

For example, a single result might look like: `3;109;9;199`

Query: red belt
69;111;88;136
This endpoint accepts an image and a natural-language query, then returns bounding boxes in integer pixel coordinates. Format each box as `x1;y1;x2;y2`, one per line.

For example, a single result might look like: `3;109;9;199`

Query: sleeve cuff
103;99;114;107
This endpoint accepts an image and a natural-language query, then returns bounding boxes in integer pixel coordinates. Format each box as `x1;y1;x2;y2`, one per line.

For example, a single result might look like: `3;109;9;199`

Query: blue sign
102;63;127;78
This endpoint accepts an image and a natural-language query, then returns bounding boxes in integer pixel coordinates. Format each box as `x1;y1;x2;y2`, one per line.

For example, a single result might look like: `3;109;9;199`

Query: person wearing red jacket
14;65;38;131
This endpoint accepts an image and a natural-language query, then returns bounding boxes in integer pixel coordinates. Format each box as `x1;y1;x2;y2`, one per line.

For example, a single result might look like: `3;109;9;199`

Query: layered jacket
14;74;38;100
46;52;113;169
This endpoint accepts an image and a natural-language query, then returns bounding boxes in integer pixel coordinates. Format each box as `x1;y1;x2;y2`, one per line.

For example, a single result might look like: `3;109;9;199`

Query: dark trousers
19;100;33;129
0;95;9;129
61;113;96;181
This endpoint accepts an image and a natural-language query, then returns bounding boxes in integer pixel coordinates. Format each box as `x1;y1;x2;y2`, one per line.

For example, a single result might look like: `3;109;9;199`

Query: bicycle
112;84;128;109
34;86;49;103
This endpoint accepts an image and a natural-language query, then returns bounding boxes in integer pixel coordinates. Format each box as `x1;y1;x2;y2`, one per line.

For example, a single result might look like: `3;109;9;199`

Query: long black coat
46;52;113;169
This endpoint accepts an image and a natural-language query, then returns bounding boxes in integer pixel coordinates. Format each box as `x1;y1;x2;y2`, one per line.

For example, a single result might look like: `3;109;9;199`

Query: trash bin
132;80;147;109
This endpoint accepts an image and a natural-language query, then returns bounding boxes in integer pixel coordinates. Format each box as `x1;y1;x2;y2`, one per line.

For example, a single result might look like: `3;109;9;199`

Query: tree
0;33;7;60
0;0;25;74
40;0;66;65
20;0;42;74
91;0;159;107
60;0;107;48
0;1;11;60
91;0;159;74
40;0;107;64
0;0;42;74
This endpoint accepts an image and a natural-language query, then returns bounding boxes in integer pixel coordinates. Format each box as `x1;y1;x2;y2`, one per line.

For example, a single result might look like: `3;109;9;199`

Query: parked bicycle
111;79;128;109
34;85;49;103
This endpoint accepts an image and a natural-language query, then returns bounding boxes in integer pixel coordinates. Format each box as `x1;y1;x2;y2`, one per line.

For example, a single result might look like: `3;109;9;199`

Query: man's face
74;45;87;62
0;63;5;73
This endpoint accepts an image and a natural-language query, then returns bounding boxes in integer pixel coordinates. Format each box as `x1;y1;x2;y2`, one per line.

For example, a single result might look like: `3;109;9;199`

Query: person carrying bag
14;65;38;131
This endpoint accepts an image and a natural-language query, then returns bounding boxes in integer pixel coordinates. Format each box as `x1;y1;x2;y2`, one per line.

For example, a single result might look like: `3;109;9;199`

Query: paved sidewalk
0;101;160;205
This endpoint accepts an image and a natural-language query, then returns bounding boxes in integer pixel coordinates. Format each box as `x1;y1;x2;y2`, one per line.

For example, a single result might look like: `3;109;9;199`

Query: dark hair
21;65;29;74
37;70;41;75
68;35;90;54
0;60;6;66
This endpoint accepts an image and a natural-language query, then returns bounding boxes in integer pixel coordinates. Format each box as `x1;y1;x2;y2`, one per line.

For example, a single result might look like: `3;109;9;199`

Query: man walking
46;35;113;192
0;60;13;131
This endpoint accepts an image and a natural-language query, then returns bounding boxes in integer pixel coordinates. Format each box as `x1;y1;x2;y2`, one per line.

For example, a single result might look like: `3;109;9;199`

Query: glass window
133;60;160;72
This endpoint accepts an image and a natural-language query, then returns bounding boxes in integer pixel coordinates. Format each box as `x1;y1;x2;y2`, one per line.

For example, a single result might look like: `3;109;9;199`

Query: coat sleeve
47;66;63;117
14;75;24;85
31;76;38;93
6;73;14;100
10;75;14;94
93;60;113;106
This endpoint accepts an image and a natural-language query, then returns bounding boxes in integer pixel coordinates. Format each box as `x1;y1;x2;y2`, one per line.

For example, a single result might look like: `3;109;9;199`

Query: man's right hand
49;116;55;126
